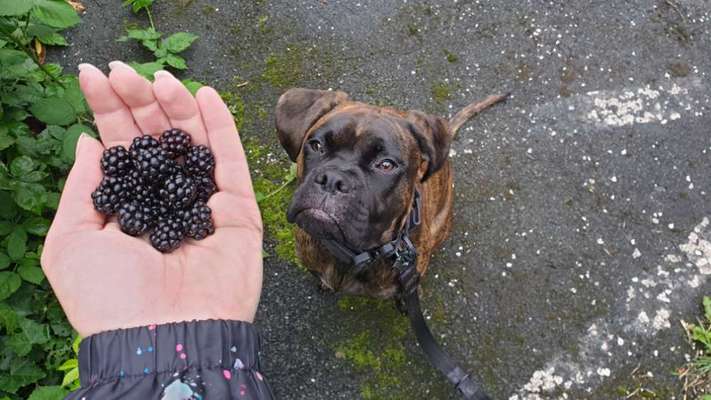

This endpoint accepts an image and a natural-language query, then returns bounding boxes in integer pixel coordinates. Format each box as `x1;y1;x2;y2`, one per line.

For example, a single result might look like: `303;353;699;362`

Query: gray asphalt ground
53;0;711;398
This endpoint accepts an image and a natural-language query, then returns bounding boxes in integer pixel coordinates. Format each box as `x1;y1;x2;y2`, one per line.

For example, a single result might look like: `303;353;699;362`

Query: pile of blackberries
91;129;217;252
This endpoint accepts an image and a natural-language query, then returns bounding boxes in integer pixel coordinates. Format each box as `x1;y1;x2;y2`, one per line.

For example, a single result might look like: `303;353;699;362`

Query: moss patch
243;139;300;266
262;46;305;89
333;295;451;399
431;81;453;104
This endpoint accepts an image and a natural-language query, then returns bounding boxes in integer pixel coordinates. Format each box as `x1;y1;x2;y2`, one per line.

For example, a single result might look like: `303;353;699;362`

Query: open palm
41;62;263;337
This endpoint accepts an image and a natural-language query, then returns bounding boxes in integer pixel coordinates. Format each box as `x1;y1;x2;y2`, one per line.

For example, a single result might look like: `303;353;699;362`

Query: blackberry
129;134;160;153
132;147;177;182
158;173;197;209
91;176;131;215
160;128;192;158
117;202;156;236
184;145;215;176
195;175;217;202
179;201;215;240
100;146;132;177
150;217;185;253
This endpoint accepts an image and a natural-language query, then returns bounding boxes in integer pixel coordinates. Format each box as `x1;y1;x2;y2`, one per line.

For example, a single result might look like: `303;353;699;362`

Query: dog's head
276;88;452;252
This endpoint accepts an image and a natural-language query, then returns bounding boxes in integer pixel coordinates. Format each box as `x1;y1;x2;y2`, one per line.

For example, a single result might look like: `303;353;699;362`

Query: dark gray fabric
66;320;274;399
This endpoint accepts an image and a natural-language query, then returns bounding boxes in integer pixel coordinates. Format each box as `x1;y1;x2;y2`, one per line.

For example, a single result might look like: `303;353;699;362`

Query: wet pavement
54;0;711;398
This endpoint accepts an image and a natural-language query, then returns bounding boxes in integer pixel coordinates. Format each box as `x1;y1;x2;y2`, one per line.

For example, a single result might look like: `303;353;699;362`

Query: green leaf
703;296;711;322
129;61;164;79
0;360;46;393
13;182;47;212
28;386;68;400
0;127;14;151
62;125;87;162
24;217;50;236
0;271;21;301
61;367;79;388
60;76;87;114
9;156;36;177
0;192;17;218
0;0;34;16
123;0;155;13
7;228;27;260
123;27;161;41
0;253;10;270
0;302;17;331
32;0;80;29
163;32;198;53
165;54;187;69
18;263;44;285
57;358;77;372
30;96;76;125
182;79;204;95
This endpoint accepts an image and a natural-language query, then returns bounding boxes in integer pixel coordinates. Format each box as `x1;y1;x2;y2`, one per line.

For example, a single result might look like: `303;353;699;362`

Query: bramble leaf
0;0;34;16
28;386;69;400
0;271;21;301
0;359;46;393
7;228;27;260
32;0;81;29
165;54;186;69
30;96;76;125
18;262;44;285
163;32;198;53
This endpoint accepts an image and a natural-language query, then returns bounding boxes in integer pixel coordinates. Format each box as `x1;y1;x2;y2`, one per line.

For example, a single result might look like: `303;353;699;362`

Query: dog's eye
308;140;323;153
376;159;397;172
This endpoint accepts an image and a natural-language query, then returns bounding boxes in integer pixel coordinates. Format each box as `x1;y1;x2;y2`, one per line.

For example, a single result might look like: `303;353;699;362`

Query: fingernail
78;63;97;73
75;133;89;158
154;70;175;80
108;60;134;71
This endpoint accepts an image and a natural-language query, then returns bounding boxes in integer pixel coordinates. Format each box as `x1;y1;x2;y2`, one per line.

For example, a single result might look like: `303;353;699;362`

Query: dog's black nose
315;171;350;194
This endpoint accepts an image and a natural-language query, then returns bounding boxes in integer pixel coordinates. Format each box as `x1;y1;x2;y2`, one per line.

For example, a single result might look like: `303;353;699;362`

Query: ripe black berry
133;147;177;181
129;135;160;153
179;201;215;240
91;176;131;215
185;145;215;176
160;128;192;158
150;217;185;253
92;129;217;250
158;173;197;209
100;146;132;177
195;175;217;202
118;202;156;236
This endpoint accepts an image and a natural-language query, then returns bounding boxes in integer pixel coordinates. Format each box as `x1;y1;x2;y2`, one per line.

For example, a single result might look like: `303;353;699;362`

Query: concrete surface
53;0;711;398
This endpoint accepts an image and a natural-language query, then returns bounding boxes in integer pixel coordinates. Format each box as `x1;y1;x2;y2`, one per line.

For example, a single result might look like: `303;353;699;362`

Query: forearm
67;320;274;399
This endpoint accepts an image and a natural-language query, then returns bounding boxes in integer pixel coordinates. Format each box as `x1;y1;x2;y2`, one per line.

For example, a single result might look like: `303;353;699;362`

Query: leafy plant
0;1;88;398
679;296;711;397
119;0;200;82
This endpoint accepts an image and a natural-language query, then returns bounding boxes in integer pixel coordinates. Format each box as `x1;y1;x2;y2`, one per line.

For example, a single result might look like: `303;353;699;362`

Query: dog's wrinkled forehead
306;106;415;158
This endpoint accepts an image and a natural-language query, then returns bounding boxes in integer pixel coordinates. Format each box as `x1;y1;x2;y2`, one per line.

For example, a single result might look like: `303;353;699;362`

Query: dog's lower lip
291;208;346;241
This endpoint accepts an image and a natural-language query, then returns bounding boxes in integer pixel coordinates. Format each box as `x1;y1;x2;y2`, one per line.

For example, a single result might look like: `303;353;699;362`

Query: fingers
152;70;209;145
195;86;255;199
47;134;106;237
78;64;141;147
107;61;171;136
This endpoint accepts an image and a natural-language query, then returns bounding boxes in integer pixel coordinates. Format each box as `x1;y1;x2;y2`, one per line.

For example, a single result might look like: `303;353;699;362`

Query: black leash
319;191;491;400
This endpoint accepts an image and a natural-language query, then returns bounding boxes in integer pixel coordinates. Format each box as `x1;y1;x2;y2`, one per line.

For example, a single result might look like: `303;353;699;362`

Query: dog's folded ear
405;111;452;181
275;88;349;162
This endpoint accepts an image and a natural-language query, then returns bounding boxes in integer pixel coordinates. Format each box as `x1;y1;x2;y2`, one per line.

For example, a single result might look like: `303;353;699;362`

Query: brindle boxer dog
276;89;506;298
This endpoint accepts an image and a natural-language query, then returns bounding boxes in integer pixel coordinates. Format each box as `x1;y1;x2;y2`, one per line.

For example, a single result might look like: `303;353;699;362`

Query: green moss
431;81;453;104
243;139;300;266
332;295;451;399
444;49;459;63
262;47;304;89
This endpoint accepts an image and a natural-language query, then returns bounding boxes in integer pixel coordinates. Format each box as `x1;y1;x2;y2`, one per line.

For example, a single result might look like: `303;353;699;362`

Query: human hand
41;62;263;337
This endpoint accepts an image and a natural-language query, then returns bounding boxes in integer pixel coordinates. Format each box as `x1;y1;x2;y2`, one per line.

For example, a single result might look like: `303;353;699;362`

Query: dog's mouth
288;208;347;242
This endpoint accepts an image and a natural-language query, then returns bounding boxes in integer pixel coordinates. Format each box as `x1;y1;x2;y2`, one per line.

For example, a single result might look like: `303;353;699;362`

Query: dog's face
276;88;451;251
